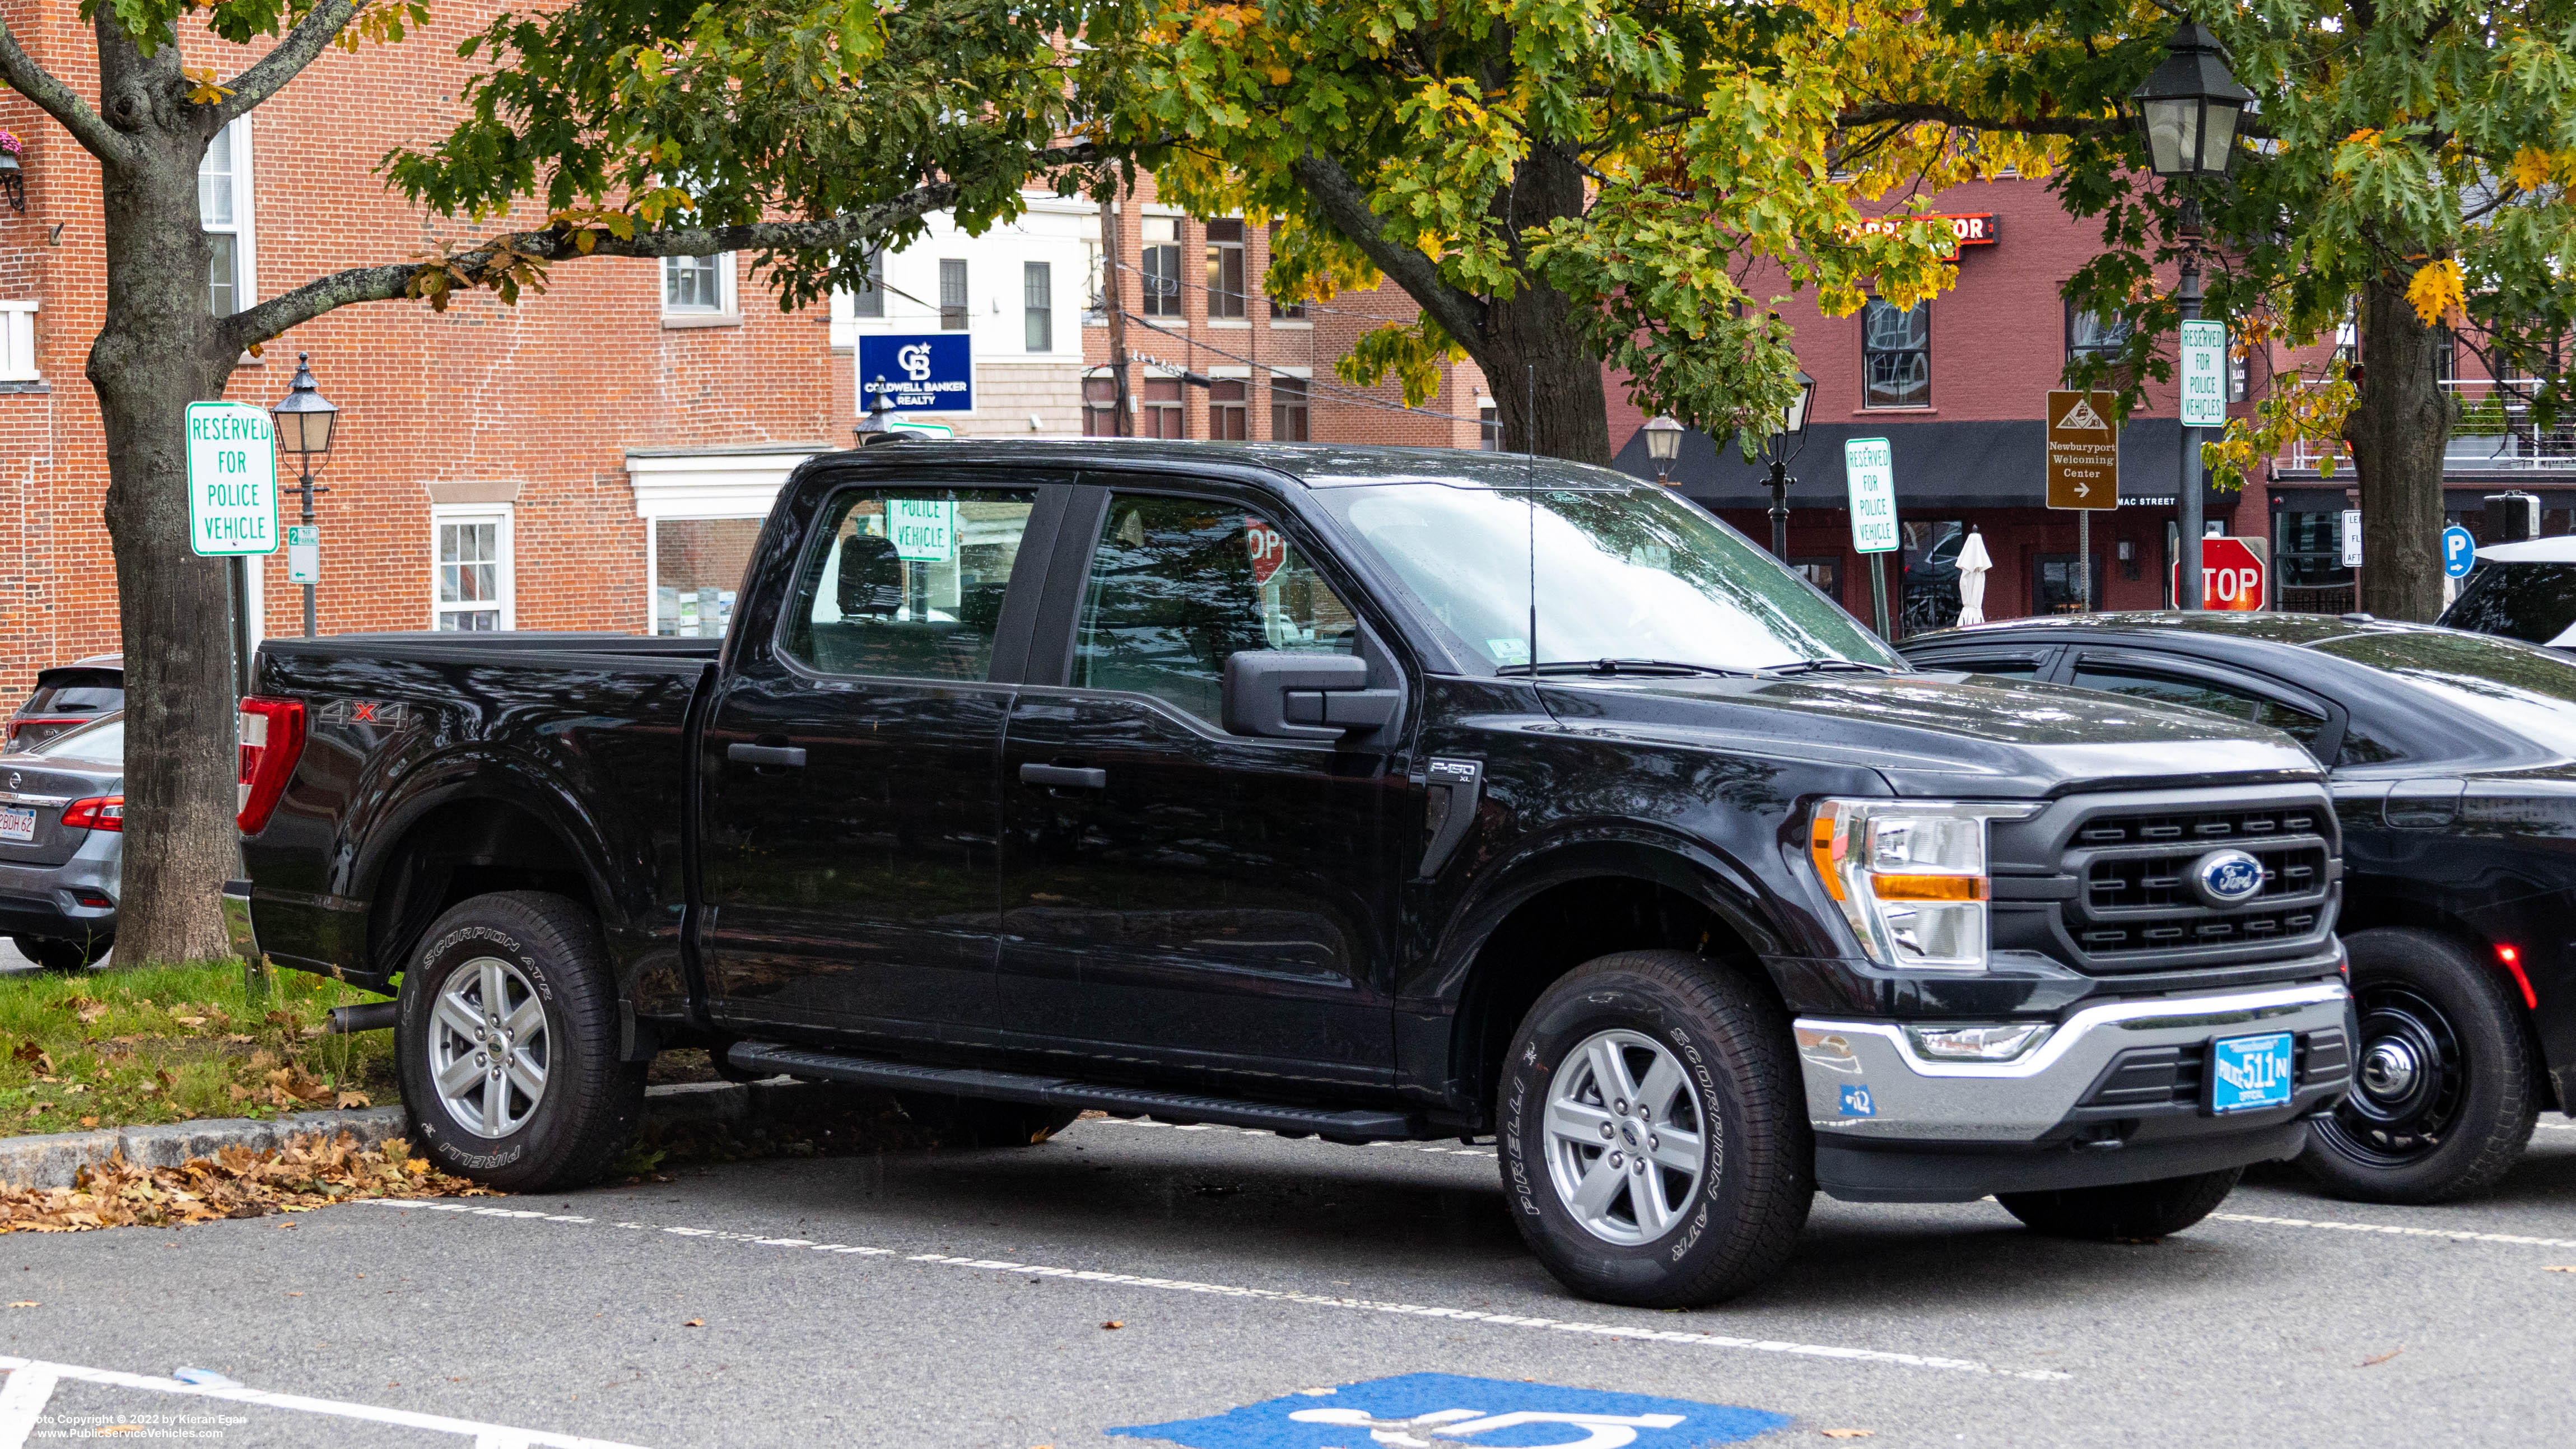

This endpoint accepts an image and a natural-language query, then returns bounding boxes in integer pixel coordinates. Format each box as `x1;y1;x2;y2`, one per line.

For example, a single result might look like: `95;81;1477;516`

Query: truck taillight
60;795;123;832
237;697;307;835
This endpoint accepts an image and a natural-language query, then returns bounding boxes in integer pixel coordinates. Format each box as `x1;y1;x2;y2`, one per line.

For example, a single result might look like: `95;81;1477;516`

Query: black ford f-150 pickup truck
230;440;2355;1307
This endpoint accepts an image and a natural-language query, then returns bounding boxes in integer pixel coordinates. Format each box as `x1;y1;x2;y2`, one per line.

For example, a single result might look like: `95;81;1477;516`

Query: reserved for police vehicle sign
185;401;278;557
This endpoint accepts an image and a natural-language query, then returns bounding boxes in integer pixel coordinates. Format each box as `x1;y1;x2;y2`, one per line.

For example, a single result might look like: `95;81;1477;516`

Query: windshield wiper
1497;658;1757;678
1759;659;1900;677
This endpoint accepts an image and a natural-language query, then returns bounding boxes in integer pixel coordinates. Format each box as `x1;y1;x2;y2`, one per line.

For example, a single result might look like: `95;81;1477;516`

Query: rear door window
2067;661;2331;751
779;488;1038;682
2440;561;2576;645
1074;495;1359;724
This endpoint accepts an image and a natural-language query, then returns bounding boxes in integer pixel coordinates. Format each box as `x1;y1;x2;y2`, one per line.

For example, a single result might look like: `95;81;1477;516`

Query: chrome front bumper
1795;979;2355;1145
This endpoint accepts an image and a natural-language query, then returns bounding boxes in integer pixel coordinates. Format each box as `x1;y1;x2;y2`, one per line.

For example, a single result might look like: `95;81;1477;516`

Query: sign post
1844;437;1899;640
2171;535;2267;611
2046;389;2120;611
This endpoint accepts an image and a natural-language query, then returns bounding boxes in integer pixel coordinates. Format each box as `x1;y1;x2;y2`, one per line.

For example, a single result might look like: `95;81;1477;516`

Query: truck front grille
1990;786;2342;974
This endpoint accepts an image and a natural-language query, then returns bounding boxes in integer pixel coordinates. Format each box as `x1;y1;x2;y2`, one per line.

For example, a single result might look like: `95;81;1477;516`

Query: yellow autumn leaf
183;67;235;106
2406;258;2463;327
2342;128;2379;146
2509;147;2555;192
1268;67;1292;85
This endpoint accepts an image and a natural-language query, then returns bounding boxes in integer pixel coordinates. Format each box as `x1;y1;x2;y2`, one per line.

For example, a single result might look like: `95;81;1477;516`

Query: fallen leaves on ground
2546;1266;2576;1273
1101;1321;1122;1330
6;1301;35;1308
0;1131;492;1233
683;1318;705;1328
1820;1433;1875;1441
2360;1348;2403;1367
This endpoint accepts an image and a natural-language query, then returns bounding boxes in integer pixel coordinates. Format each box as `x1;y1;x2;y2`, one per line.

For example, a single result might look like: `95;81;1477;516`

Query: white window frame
662;253;738;326
0;301;37;383
199;117;257;320
430;504;516;631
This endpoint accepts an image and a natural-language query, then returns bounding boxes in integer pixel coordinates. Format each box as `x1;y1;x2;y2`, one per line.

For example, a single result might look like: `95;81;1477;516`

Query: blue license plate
2210;1032;2295;1113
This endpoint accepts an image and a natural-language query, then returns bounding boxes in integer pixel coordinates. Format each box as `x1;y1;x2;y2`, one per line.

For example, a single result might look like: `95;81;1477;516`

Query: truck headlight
1807;800;2028;970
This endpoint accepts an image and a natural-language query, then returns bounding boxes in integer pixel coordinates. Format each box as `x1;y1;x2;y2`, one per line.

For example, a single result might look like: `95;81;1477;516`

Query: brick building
0;0;867;692
1606;174;2572;632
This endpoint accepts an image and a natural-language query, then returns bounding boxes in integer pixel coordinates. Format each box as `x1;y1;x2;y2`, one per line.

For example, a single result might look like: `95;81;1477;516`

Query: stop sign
2172;536;2267;611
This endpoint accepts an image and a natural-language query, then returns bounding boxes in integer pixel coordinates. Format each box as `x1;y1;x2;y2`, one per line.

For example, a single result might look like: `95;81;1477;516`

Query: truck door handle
728;743;807;769
1019;763;1107;790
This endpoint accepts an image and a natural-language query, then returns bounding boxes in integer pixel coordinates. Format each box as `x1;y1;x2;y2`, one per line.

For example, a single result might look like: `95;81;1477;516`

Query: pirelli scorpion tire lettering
1498;949;1814;1308
395;891;646;1193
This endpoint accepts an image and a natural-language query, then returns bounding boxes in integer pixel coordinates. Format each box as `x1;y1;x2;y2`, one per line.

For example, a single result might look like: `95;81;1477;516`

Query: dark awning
1615;418;2232;513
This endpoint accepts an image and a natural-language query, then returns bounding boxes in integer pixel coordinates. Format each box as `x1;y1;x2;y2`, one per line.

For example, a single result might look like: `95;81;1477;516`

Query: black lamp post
269;353;339;637
2131;21;2252;609
1760;370;1817;561
1642;416;1683;484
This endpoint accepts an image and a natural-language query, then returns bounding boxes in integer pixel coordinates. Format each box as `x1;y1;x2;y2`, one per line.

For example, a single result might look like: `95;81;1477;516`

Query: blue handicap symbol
1839;1084;1875;1117
1110;1373;1790;1449
2443;525;2476;579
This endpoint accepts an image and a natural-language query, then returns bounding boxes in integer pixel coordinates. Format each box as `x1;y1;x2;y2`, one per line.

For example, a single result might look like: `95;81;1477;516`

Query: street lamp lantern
269;352;339;636
2130;21;2254;179
1642;416;1683;482
271;352;339;456
1776;369;1818;441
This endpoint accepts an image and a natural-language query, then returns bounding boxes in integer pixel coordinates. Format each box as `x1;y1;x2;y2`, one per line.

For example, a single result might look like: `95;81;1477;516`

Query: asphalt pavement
1;1109;2572;1447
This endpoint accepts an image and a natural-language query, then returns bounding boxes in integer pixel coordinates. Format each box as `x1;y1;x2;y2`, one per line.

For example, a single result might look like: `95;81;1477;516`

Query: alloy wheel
429;955;551;1139
1542;1028;1707;1246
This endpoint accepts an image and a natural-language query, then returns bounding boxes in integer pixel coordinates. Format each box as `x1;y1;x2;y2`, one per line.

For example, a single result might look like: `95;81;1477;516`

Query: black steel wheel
2298;927;2536;1204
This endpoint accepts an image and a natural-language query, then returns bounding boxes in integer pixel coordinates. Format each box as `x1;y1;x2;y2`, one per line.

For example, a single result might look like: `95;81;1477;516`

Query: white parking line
0;1355;647;1449
357;1200;2072;1382
2212;1213;2576;1251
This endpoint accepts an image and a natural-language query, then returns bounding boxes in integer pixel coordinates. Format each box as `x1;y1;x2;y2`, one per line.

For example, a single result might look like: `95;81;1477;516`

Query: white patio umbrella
1954;529;1994;626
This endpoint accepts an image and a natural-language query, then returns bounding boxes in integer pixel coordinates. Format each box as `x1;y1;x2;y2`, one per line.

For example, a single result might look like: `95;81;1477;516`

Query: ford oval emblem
2192;848;2266;907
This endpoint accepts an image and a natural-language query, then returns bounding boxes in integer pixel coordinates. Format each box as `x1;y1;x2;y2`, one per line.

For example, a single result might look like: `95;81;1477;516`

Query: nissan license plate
0;807;33;844
2209;1032;2295;1114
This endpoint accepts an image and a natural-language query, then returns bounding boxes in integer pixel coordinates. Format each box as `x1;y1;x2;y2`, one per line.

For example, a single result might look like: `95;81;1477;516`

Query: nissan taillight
237;697;307;835
60;795;123;832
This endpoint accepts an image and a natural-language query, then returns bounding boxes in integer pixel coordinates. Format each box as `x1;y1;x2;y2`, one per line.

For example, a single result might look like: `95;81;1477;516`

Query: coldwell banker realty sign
185;401;278;557
858;334;975;413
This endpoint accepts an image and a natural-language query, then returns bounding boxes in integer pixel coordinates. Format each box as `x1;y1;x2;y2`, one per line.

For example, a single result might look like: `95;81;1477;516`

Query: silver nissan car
0;712;123;970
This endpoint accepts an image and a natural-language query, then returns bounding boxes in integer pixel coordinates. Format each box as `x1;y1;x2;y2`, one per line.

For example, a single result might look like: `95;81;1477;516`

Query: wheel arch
353;784;619;993
1432;832;1791;1121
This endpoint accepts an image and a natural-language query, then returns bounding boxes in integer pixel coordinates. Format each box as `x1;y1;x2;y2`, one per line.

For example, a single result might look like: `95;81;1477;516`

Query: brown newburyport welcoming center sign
2044;389;2121;510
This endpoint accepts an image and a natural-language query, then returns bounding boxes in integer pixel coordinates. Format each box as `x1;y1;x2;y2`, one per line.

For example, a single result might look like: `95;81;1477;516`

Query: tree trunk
87;25;243;966
2352;271;2456;622
1478;141;1610;465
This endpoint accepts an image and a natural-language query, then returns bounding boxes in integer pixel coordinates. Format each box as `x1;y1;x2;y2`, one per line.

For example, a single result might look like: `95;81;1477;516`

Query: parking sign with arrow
2046;389;2120;511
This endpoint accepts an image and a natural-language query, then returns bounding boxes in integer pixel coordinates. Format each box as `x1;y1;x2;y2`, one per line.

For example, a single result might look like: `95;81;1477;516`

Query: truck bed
241;632;716;998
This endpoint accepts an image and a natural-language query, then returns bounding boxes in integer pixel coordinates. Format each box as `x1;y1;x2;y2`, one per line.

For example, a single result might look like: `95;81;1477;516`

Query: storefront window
655;518;765;637
1897;520;1964;636
2274;510;2354;615
2032;553;2105;615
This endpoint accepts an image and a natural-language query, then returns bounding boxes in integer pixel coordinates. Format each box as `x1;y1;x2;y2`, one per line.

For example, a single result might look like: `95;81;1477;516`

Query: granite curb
0;1077;807;1191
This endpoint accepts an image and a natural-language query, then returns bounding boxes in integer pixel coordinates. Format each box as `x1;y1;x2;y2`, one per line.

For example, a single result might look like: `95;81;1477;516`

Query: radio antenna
1524;365;1538;673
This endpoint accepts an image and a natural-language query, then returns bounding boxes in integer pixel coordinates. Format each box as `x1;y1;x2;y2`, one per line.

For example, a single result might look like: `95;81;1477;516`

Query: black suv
232;443;2354;1306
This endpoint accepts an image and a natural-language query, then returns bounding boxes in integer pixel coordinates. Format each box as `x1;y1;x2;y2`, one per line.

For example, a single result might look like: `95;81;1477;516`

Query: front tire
2298;926;2537;1204
396;892;645;1192
1497;949;1812;1308
1999;1167;2242;1241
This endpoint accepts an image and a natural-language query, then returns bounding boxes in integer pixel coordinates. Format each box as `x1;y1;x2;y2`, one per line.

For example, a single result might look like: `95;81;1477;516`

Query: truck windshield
1313;482;1898;673
2440;560;2576;646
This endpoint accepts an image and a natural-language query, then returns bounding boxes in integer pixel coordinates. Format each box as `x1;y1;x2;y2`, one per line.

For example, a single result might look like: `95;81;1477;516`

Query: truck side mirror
1222;651;1400;740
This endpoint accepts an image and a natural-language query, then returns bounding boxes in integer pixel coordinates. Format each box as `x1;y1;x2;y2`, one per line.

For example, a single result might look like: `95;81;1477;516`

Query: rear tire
11;935;105;971
2298;926;2537;1204
395;892;645;1192
1998;1167;2242;1241
893;1092;1080;1147
1497;949;1812;1308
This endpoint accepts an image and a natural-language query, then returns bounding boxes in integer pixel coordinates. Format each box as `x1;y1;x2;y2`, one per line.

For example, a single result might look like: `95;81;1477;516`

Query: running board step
725;1042;1424;1144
